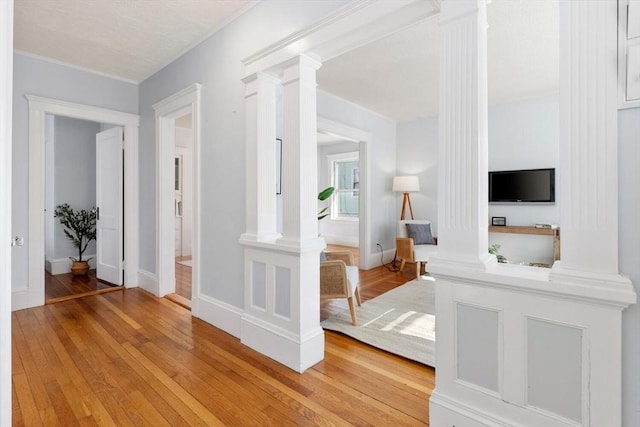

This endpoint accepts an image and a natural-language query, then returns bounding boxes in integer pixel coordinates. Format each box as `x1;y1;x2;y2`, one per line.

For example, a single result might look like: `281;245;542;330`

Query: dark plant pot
71;261;90;276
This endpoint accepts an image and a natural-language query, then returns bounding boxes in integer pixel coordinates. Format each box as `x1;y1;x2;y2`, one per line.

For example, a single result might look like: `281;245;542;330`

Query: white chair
396;220;438;279
320;250;362;325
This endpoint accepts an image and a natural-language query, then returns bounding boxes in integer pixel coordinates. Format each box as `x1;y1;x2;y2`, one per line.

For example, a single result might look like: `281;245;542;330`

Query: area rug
321;278;435;367
177;259;192;267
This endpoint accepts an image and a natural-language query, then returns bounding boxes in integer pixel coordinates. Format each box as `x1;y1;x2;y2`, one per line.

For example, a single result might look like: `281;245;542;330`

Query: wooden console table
489;225;560;261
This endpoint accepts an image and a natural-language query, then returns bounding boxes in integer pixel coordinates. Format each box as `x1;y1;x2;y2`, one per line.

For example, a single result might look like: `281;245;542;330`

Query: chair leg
347;296;357;326
399;259;406;273
416;262;421;279
354;287;362;306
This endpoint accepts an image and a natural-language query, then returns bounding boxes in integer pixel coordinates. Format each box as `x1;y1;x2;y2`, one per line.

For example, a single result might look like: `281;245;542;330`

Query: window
329;152;359;219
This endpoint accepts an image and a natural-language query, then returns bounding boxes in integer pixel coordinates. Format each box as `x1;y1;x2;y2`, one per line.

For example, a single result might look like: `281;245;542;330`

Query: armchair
396;220;438;279
320;250;362;325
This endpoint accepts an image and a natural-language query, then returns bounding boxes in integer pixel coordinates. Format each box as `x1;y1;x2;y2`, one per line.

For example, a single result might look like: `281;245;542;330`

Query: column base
241;314;324;373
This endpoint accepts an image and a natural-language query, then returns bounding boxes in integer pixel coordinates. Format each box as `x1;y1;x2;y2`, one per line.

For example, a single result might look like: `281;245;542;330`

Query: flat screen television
489;168;555;203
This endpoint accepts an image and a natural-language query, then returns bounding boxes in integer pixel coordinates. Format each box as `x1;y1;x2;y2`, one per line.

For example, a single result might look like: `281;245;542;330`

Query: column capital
281;54;322;85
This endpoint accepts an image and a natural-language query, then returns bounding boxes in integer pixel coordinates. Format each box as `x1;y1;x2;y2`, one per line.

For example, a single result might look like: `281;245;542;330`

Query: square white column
240;55;325;373
240;71;280;242
278;54;323;246
431;0;492;272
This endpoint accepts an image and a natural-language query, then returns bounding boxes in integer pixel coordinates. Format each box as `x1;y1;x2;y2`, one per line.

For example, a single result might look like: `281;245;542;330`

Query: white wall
317;141;359;247
396;94;559;264
619;106;640;427
12;53;138;292
316;90;397;254
396;115;438;233
138;1;350;306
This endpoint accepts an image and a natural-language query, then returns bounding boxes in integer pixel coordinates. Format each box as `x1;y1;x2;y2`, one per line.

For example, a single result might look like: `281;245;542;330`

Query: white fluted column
278;54;322;247
431;0;492;271
240;71;279;242
553;1;619;275
240;54;324;373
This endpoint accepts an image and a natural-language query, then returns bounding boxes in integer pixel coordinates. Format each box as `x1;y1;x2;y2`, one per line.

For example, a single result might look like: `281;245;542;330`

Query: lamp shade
392;175;420;192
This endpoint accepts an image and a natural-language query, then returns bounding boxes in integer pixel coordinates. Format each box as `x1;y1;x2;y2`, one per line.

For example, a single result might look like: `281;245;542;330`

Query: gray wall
12;53;138;290
138;0;349;306
619;106;640;427
51;116;100;259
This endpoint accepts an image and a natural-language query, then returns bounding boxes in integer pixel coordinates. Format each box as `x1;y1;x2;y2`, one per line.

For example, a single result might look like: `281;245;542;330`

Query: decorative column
240;54;325;373
240;71;279;242
552;0;620;276
279;54;323;246
430;1;636;426
430;0;492;273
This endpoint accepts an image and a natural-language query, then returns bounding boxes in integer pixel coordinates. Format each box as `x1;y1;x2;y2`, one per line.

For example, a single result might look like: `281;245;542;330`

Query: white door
96;126;123;285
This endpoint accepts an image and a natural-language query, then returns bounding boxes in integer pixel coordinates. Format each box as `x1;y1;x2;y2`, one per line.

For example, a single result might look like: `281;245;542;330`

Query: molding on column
278;54;322;246
435;0;489;263
558;0;620;274
241;0;438;77
241;71;281;243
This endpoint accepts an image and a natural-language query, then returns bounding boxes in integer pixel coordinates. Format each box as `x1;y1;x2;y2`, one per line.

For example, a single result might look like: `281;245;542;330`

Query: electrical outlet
376;242;382;248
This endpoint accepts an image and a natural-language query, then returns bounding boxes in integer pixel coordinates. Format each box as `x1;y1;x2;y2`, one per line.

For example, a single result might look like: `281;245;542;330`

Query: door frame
153;84;201;304
317;117;371;269
26;95;139;308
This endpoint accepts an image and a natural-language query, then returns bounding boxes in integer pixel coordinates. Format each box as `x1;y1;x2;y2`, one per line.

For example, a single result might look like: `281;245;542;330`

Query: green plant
317;186;335;220
54;203;97;262
489;243;508;263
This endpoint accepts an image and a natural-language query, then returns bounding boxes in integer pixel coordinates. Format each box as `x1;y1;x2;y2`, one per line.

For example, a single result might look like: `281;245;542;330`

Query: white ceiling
13;0;559;122
317;0;560;122
13;0;256;82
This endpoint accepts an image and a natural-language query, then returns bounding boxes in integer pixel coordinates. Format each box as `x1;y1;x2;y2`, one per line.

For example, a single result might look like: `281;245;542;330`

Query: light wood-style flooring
15;247;433;425
45;269;123;305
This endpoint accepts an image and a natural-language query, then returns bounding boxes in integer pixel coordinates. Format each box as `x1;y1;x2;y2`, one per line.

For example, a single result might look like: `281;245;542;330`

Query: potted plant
54;203;97;275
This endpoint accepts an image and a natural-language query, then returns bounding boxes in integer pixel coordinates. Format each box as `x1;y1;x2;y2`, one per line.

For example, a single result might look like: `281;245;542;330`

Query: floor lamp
392;175;420;220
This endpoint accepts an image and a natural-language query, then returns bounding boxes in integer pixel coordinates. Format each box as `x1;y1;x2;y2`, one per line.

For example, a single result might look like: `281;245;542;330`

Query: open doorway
44;114;124;303
153;84;201;311
317;132;360;262
168;113;194;308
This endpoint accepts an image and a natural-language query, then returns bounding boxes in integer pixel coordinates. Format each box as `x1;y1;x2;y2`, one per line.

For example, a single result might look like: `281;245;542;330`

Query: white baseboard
45;255;97;275
137;269;157;295
430;391;509;427
240;314;324;373
322;234;359;247
364;248;396;270
12;289;28;312
193;294;243;338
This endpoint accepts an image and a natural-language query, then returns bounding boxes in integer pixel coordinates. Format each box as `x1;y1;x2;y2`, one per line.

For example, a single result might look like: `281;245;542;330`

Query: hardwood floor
165;257;193;309
17;247;433;425
45;269;123;304
13;274;434;425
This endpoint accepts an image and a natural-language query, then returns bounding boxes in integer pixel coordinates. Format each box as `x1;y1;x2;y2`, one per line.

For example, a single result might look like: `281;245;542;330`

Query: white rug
177;259;192;267
321;278;435;367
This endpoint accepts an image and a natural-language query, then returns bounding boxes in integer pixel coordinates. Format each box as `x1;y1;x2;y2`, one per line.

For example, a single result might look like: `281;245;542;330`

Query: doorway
26;95;139;309
43;115;124;303
317;134;360;258
317;117;371;269
153;84;201;311
168;113;194;308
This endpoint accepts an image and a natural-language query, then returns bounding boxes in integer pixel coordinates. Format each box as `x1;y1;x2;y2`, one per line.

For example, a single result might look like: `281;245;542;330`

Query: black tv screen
489;168;555;203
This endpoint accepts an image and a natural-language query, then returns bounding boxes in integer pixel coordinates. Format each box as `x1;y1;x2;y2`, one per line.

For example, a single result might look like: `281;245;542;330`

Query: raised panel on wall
456;303;501;394
251;261;266;310
526;317;584;423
